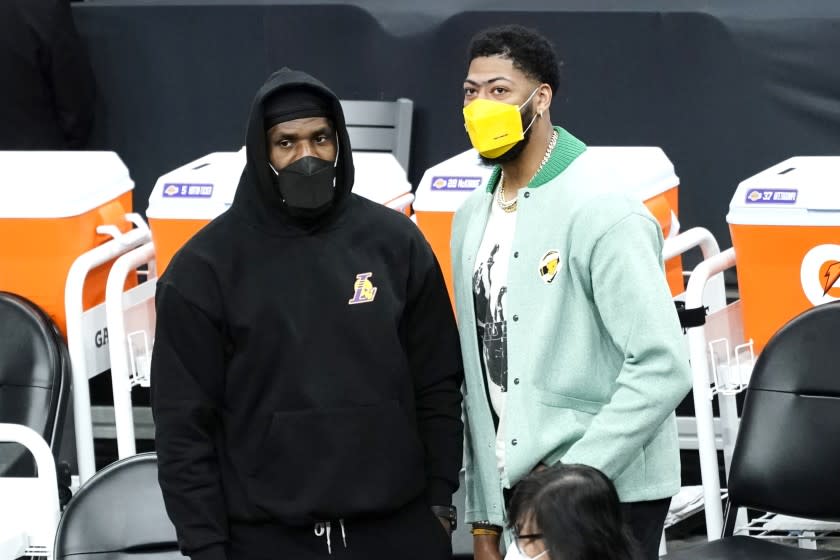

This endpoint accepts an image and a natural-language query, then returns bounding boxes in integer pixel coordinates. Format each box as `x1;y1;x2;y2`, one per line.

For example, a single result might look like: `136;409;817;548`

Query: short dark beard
478;107;537;166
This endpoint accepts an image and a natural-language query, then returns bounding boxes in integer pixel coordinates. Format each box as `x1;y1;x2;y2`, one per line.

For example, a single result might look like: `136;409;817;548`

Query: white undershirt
472;192;518;476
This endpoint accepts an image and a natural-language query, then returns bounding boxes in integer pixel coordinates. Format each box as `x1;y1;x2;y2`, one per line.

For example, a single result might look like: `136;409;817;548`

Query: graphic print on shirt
473;243;508;392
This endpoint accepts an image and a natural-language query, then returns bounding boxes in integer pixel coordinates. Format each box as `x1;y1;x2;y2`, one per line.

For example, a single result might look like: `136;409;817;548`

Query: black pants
228;497;451;560
621;498;671;560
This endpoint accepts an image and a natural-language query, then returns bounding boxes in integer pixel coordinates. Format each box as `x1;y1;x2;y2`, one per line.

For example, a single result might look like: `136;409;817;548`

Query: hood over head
231;68;355;233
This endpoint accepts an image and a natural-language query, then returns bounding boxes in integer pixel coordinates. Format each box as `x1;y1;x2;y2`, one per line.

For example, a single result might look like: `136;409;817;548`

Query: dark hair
507;464;642;560
468;25;562;94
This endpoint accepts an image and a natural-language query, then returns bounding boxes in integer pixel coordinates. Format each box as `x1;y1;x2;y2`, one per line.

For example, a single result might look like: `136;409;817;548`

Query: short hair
468;25;562;94
507;464;642;560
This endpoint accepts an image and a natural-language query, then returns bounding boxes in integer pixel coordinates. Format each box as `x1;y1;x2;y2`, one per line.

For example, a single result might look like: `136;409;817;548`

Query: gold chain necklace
496;129;559;213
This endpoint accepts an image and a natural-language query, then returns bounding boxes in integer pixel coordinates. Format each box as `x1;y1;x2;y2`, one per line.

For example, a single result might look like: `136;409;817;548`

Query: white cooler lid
413;146;678;213
146;149;245;220
413;149;493;212
147;149;411;221
728;156;840;226
589;146;679;200
351;152;411;205
0;151;133;218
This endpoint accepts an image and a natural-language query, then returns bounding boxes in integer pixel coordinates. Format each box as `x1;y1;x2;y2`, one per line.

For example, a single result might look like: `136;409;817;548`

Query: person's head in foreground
239;67;355;229
505;463;642;560
463;24;561;166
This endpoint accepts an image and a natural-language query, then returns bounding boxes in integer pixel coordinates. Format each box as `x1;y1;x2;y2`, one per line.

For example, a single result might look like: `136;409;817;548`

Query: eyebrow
463;76;513;86
273;126;334;140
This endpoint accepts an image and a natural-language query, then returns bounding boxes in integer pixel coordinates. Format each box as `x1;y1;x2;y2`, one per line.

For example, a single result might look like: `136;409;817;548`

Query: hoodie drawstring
314;519;347;555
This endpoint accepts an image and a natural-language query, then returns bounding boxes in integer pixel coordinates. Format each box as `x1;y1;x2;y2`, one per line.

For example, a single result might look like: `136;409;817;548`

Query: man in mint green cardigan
452;25;692;560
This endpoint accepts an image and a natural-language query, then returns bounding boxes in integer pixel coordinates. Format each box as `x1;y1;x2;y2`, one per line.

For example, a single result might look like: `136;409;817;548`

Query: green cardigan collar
485;126;587;193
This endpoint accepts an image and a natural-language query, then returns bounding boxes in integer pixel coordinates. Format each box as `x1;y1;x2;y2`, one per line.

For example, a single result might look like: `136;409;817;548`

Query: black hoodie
151;69;464;560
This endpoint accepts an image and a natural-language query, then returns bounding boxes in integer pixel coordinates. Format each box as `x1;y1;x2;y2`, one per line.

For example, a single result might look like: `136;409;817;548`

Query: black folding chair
55;452;184;560
666;302;840;559
0;291;70;479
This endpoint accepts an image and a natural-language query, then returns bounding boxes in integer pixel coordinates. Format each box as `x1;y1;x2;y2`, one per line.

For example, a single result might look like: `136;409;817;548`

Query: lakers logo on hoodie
348;272;377;304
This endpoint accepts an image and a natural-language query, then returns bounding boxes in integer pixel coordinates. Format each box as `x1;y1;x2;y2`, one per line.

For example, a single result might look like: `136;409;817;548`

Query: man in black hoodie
151;69;464;560
0;0;95;149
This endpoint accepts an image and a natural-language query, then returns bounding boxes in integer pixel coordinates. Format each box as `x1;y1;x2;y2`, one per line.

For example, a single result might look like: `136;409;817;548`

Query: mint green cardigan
451;128;692;526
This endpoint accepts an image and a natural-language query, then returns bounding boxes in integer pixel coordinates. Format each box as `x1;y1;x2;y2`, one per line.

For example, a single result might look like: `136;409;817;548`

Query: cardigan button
512;315;519;322
511;439;518;446
523;191;531;199
514;378;520;385
513;251;519;258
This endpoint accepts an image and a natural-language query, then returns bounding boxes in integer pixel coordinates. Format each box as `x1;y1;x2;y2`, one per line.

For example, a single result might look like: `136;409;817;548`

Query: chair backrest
728;301;840;521
0;291;69;476
340;98;413;173
54;452;184;560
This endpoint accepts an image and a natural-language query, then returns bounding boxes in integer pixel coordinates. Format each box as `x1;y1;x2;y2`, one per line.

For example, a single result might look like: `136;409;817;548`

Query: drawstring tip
315;519;348;554
314;522;333;555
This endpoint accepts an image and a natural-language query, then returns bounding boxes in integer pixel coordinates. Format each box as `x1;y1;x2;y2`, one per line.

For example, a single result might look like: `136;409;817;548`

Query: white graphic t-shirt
472;197;517;476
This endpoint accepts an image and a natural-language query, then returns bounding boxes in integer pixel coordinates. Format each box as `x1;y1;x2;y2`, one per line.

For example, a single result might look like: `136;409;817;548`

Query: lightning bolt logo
802;245;840;306
823;261;840;296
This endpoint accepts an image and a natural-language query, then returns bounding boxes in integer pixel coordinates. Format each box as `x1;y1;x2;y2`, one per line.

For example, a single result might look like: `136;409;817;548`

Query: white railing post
684;247;738;539
65;215;151;483
105;241;157;460
0;423;60;558
662;227;727;313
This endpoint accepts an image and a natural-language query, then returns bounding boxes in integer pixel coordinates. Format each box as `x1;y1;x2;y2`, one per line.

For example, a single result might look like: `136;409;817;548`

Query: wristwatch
431;505;457;531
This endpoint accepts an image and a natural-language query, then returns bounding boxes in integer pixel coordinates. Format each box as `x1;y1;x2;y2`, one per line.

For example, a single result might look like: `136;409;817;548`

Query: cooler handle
644;195;675;239
96;198;131;242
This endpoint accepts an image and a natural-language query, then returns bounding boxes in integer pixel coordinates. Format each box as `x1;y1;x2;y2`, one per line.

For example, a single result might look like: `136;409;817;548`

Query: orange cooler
0;151;134;335
148;150;413;274
147;150;244;275
414;147;683;305
728;156;840;354
413;149;485;306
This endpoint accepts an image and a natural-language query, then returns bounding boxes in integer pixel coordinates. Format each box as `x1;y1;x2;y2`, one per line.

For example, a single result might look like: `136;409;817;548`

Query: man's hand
473;533;503;560
437;516;452;536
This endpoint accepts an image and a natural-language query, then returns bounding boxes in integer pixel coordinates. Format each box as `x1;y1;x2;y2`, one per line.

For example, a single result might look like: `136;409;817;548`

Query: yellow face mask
463;87;540;158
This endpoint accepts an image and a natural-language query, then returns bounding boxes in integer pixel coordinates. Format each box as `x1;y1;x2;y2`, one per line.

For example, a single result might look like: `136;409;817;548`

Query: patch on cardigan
538;250;562;284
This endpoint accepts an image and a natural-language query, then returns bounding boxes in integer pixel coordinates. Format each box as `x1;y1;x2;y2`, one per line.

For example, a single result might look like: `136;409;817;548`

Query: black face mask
273;156;336;212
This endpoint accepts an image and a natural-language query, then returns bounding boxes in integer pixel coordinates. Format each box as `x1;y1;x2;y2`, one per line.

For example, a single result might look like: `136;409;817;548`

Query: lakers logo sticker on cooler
538;251;562;284
430;176;482;192
348;272;378;305
800;245;840;305
745;188;798;204
162;183;214;198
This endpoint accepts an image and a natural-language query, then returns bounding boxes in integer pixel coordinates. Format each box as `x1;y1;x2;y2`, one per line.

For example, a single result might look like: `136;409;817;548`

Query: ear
535;83;553;116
